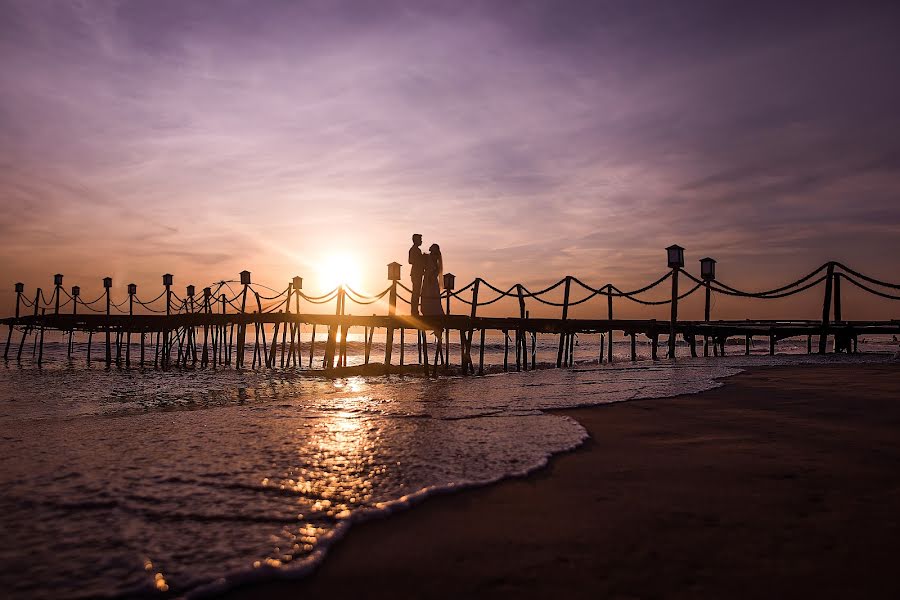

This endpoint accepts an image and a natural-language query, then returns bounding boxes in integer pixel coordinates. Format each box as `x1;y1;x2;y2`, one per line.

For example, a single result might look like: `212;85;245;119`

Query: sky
1;0;899;319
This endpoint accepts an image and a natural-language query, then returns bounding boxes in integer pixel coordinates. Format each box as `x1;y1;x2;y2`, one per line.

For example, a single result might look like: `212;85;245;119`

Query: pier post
237;271;250;368
630;332;637;361
3;283;22;360
53;274;62;315
466;279;480;374
700;257;716;357
478;328;485;375
819;263;835;353
556;276;571;368
162;274;173;368
445;274;456;371
127;283;136;367
202;287;211;367
599;333;604;363
385;263;400;366
769;330;775;355
607;286;614;363
103;278;112;366
309;324;317;368
745;334;751;356
666;245;684;359
68;286;79;358
38;308;45;366
833;273;842;322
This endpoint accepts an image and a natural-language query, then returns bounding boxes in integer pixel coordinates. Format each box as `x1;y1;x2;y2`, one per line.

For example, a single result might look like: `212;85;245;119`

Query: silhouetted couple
408;233;444;318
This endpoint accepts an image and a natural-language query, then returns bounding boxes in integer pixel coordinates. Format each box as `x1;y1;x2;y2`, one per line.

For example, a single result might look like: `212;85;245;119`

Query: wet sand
222;363;900;599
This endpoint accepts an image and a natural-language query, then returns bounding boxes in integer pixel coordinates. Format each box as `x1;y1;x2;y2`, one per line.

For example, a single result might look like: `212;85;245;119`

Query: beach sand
222;363;900;598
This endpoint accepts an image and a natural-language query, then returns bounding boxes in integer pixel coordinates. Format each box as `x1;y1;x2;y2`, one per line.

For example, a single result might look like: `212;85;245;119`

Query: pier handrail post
103;277;112;365
556;276;571;367
467;278;480;374
4;283;24;360
819;262;835;353
833;272;842;322
607;285;614;363
15;283;23;319
700;257;716;358
516;283;525;371
53;274;63;315
666;245;685;359
293;277;302;367
201;287;211;367
324;284;343;369
162;274;173;368
127;283;136;368
444;273;455;371
239;273;250;368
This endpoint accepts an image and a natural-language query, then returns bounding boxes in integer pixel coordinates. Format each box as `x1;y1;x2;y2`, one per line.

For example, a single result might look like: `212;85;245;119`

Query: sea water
0;331;895;598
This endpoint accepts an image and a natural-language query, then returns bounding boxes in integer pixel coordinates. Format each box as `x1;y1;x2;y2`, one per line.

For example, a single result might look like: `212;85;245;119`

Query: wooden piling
556;276;571;368
630;333;637;361
308;324;317;369
503;330;509;371
478;328;485;375
37;309;45;366
422;330;429;376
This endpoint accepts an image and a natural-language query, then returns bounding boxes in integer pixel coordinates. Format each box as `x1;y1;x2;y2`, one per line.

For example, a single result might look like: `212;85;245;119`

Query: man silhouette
409;233;425;315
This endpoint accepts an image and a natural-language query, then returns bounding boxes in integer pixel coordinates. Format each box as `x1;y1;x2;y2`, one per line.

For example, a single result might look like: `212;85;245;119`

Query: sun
317;253;364;291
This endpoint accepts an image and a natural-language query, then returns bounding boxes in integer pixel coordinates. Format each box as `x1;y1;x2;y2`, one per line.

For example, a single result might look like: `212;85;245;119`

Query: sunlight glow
316;253;364;292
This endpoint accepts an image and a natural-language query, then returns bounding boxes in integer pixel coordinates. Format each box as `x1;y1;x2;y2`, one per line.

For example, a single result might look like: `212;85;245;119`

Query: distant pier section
3;246;899;375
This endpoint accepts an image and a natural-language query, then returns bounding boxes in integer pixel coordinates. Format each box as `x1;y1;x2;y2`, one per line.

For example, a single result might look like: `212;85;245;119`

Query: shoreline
220;362;900;598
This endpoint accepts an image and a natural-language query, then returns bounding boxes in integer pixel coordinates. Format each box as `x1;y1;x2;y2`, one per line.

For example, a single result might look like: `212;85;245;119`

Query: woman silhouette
421;244;444;332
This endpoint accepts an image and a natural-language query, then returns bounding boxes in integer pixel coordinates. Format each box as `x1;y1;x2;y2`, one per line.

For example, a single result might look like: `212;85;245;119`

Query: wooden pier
3;251;899;375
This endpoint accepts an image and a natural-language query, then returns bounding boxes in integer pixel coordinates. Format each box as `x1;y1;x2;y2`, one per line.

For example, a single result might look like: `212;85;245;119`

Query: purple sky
2;0;899;318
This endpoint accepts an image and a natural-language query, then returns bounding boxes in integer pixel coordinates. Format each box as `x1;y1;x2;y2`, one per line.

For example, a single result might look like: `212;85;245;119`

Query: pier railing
3;250;899;375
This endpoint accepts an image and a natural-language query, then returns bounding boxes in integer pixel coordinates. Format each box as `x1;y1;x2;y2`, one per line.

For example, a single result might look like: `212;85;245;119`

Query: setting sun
317;253;364;291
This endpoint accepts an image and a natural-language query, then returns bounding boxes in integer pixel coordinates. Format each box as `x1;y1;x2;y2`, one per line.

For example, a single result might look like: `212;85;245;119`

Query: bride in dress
420;244;444;334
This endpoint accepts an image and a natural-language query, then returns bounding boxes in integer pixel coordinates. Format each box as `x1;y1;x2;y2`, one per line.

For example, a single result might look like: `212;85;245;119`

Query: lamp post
666;245;685;359
700;257;716;357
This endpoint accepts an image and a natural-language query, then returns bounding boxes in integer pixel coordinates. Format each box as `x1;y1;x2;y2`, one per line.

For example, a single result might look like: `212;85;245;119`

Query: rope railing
834;262;900;291
7;261;899;323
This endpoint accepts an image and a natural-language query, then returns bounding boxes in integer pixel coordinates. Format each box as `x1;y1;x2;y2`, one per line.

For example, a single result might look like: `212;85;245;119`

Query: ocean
1;329;896;598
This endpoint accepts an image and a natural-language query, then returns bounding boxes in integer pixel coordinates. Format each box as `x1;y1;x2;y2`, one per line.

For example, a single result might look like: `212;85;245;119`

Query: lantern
203;287;212;299
700;257;717;281
15;282;24;293
387;262;402;281
443;273;456;291
127;283;137;295
186;285;195;298
240;270;251;285
71;286;80;298
103;277;113;289
54;274;64;286
292;276;303;291
666;245;685;269
162;273;173;286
